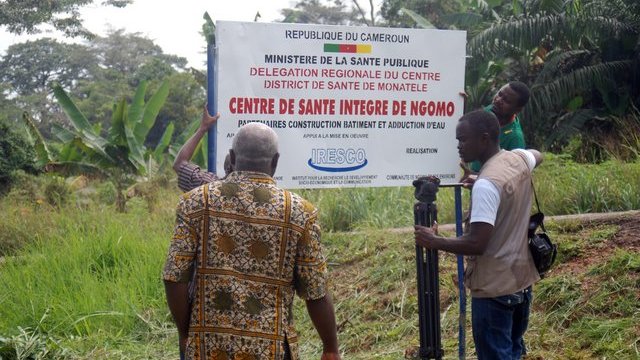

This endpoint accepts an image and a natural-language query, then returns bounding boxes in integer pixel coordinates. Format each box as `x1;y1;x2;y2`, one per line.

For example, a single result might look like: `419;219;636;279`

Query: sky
0;0;299;68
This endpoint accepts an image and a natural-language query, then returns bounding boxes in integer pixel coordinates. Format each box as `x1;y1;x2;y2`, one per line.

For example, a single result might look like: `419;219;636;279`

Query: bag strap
531;179;546;233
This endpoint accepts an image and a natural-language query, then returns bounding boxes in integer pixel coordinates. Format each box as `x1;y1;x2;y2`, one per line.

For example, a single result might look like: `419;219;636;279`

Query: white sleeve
470;179;500;225
512;149;536;171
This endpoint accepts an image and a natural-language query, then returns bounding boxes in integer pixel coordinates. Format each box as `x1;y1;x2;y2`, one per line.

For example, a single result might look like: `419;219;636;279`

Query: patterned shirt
163;171;328;360
177;162;218;192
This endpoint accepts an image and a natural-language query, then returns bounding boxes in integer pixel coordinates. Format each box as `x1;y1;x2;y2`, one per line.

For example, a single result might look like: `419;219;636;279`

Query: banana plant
23;79;173;211
52;80;171;174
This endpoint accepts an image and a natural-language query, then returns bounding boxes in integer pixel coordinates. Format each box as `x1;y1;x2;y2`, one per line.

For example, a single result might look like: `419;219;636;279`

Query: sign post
207;41;217;172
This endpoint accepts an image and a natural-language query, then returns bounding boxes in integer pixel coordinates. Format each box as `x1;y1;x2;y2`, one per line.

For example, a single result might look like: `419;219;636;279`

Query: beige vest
464;150;540;298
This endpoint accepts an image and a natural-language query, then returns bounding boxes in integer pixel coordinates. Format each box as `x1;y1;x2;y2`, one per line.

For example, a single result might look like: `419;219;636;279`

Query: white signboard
215;21;466;188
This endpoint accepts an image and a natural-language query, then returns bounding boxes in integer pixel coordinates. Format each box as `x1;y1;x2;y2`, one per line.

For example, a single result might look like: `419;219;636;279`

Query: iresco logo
308;148;368;172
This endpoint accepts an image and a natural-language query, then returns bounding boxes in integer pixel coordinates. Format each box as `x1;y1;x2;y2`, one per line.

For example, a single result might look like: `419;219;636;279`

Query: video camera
413;176;440;204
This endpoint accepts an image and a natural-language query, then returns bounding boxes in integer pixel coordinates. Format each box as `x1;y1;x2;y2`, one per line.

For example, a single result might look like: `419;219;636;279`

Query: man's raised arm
173;106;219;173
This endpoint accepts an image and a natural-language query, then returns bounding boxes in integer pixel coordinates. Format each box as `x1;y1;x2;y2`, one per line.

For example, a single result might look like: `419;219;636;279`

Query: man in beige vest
415;110;543;359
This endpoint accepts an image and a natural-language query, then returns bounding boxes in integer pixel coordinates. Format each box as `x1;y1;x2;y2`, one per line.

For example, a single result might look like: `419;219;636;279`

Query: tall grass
0;187;179;358
535;154;640;214
298;186;463;232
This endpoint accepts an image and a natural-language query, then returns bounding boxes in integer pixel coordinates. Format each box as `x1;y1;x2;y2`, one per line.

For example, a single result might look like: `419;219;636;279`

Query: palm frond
527;60;634;122
544;109;598;146
469;14;564;60
533;49;592;85
533;0;565;14
470;6;637;62
581;15;639;39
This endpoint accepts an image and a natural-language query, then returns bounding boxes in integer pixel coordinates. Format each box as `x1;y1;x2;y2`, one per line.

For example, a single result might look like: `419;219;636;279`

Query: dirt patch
607;214;640;249
552;213;640;293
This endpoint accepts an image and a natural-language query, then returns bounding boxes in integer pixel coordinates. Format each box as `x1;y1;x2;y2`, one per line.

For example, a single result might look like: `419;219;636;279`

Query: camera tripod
413;176;443;360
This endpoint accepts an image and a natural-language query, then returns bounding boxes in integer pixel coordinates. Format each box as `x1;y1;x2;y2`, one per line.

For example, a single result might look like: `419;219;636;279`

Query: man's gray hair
232;122;279;168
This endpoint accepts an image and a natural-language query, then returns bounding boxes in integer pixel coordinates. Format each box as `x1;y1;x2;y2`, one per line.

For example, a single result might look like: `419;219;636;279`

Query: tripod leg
426;204;443;359
415;204;429;354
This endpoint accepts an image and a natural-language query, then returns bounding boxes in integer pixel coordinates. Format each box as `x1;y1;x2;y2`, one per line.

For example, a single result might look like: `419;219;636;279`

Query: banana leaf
51;123;76;143
53;84;114;163
109;97;128;146
191;135;208;169
44;161;109;179
124;122;147;175
153;121;174;160
52;84;96;136
21;112;52;167
400;8;435;29
59;141;84;162
176;117;201;144
134;79;169;145
128;81;147;136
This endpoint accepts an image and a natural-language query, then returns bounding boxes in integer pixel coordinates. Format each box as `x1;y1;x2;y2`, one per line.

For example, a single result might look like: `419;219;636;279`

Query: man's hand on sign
198;105;219;133
459;91;468;111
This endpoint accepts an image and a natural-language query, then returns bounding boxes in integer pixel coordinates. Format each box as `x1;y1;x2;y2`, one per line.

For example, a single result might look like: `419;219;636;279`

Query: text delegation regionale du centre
250;67;440;91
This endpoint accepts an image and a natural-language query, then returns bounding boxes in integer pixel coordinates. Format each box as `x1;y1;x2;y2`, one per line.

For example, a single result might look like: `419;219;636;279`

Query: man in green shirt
467;81;530;173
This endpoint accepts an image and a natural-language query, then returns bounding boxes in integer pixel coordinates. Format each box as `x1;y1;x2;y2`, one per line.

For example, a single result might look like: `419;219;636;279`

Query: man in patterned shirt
173;107;233;193
164;122;341;360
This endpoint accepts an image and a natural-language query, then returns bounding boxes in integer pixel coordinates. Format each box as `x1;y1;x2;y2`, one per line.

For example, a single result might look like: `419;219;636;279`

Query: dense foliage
0;0;132;38
0;31;204;146
0;121;39;194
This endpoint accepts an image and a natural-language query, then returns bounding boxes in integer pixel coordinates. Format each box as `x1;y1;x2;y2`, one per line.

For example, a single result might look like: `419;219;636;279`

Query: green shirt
469;105;525;172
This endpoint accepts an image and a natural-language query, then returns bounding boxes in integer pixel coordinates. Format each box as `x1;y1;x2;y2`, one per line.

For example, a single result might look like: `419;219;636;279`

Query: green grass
297;186;463;232
0;156;639;359
535;154;640;215
0;187;179;359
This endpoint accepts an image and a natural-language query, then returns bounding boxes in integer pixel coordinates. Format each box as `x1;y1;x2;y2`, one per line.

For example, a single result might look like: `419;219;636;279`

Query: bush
5;170;44;204
0;122;40;195
96;181;117;205
43;177;72;208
